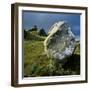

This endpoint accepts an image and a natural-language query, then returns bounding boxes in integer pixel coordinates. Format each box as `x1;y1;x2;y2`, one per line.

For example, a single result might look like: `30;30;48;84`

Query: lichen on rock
44;21;77;63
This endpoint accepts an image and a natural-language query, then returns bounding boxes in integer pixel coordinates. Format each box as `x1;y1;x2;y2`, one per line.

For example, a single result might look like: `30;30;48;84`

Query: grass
24;40;50;76
24;31;80;77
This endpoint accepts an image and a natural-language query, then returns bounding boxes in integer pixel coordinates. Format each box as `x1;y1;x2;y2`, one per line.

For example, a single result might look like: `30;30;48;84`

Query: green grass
24;40;50;76
24;31;80;77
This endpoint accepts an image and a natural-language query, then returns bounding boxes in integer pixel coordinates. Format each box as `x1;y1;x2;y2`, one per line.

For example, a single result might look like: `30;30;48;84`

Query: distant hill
24;30;46;41
24;26;47;41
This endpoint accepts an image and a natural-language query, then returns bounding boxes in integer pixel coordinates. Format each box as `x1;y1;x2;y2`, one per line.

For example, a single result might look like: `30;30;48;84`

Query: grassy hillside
24;31;80;77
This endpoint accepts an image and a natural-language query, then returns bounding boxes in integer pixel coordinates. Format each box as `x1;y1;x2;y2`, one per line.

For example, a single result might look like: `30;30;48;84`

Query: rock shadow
62;54;80;74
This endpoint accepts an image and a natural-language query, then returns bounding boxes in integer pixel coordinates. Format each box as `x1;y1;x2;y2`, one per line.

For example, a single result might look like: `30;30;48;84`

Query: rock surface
44;21;77;62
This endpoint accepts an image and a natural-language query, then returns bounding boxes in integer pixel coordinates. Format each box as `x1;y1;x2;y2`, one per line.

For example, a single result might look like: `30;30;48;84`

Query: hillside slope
24;31;80;77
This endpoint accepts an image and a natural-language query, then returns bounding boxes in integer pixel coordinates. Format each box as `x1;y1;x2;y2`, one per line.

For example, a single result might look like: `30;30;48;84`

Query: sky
22;11;80;37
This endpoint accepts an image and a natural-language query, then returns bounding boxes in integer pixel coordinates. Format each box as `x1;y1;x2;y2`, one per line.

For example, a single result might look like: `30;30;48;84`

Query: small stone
44;21;77;63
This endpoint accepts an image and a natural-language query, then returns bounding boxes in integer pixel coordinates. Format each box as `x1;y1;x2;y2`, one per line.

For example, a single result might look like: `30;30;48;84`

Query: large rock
44;21;77;62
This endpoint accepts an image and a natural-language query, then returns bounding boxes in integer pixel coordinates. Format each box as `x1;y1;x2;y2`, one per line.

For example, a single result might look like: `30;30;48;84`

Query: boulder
44;21;77;62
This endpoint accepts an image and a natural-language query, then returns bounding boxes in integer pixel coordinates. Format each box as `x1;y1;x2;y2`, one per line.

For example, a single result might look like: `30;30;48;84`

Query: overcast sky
22;11;80;36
